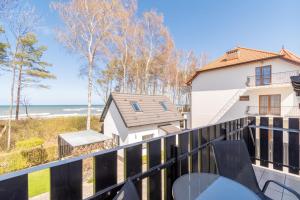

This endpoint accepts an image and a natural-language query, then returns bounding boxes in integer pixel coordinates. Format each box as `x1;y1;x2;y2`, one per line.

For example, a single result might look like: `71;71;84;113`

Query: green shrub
21;147;48;166
45;146;58;162
0;151;27;174
16;137;44;150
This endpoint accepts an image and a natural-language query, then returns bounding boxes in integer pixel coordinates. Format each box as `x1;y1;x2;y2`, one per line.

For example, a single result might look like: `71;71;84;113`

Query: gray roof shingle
101;93;183;128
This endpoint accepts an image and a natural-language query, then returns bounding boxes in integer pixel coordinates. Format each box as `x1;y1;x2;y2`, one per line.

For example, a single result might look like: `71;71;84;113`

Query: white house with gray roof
100;93;183;146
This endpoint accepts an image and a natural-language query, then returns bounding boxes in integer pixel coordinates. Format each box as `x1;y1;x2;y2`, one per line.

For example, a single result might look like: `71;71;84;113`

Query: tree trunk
135;66;140;94
86;61;93;130
153;79;156;95
123;65;126;93
7;41;20;151
25;104;29;117
7;65;16;151
15;65;22;120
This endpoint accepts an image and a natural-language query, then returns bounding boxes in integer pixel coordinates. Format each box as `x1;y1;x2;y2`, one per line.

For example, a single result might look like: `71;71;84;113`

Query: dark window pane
159;101;168;111
262;66;271;85
255;67;261;76
263;78;271;85
131;101;142;112
262;66;271;75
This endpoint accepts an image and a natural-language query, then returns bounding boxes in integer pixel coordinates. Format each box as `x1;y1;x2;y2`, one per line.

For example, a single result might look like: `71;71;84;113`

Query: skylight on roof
131;101;142;112
160;101;168;111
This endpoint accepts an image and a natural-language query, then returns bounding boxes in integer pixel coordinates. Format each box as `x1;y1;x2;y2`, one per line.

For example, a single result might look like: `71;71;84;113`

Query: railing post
273;117;283;171
124;144;143;198
164;135;176;200
191;129;199;173
94;151;118;198
173;145;180;181
248;116;256;163
288;118;299;174
50;160;82;200
0;174;28;200
178;132;189;175
147;139;162;200
260;117;269;167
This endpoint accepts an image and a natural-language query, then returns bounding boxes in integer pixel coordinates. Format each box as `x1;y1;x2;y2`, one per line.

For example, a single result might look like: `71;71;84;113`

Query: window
160;101;168;111
131;101;142;112
239;96;249;101
259;94;281;115
255;65;271;86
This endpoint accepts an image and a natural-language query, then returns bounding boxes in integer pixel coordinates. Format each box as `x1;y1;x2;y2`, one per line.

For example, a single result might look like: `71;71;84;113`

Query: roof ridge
111;92;166;97
237;46;281;56
195;46;281;72
281;48;300;60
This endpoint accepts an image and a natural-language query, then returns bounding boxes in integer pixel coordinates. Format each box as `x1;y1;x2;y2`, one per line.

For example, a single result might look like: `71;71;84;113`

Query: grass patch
28;169;50;197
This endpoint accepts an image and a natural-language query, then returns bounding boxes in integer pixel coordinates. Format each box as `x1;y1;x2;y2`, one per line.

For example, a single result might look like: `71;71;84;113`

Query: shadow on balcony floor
254;165;300;200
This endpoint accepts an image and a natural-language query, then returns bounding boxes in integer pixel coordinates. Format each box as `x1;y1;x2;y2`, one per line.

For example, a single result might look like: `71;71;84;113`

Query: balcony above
246;70;299;87
246;106;300;117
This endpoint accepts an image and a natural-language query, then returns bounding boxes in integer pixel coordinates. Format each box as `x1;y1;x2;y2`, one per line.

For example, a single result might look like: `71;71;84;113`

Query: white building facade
188;47;300;128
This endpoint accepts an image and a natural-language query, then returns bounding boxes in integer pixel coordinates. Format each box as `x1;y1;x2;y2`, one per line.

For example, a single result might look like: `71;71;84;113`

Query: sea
0;105;104;119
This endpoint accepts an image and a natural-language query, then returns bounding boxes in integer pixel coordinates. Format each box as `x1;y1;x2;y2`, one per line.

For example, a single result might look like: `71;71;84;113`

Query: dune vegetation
0;116;100;174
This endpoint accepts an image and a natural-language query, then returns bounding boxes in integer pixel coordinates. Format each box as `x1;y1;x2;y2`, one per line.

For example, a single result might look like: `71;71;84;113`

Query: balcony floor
253;165;300;200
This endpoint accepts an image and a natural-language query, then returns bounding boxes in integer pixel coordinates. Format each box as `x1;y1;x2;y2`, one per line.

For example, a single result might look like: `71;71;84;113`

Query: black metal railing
247;116;300;174
246;70;299;87
0;118;250;200
1;116;300;200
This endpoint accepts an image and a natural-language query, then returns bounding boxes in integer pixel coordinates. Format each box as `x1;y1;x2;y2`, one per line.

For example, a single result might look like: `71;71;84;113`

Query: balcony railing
0;117;300;199
246;70;299;87
246;106;300;117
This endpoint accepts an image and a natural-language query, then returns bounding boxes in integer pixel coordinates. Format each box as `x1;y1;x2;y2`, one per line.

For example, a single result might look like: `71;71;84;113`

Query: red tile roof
280;48;300;63
187;47;300;84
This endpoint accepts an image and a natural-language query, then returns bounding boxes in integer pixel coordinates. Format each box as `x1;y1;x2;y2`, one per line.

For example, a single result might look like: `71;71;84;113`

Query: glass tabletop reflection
172;173;261;200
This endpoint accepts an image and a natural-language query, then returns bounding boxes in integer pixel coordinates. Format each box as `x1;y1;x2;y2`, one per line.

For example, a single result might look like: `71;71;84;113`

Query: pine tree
0;26;8;70
15;33;55;120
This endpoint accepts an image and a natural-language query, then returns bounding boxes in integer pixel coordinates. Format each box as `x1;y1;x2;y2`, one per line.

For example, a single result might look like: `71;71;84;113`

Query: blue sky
0;0;300;105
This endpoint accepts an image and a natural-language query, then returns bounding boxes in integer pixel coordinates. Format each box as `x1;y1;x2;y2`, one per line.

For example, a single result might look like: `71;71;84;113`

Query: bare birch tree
52;0;125;130
139;11;168;94
112;0;137;92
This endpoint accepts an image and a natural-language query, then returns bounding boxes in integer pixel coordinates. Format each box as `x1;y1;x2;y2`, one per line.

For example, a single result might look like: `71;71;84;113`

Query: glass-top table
172;173;261;200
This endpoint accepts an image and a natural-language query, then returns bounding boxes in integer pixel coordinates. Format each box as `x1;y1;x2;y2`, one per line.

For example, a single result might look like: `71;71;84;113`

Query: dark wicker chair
112;180;140;200
212;140;300;200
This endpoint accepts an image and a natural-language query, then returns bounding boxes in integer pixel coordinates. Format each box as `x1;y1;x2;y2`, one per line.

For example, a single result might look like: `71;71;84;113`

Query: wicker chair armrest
262;180;300;199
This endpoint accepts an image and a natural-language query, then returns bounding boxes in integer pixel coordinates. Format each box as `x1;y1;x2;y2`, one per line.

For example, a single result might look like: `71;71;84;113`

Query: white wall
191;58;300;128
103;101;128;145
128;121;180;144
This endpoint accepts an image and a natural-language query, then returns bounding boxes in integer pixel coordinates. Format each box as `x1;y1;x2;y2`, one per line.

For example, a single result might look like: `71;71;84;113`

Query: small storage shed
58;130;113;158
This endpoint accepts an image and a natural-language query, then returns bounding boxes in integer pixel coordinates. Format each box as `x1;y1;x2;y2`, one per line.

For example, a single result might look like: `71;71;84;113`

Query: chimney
226;49;239;60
